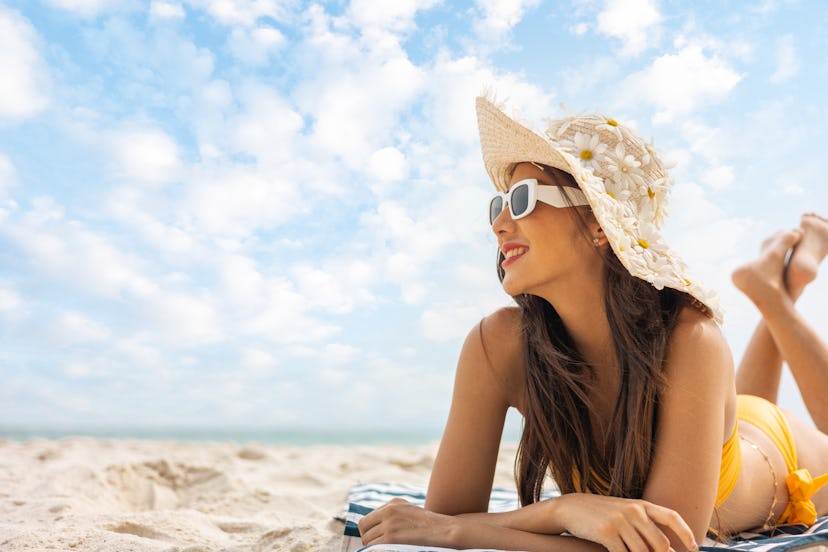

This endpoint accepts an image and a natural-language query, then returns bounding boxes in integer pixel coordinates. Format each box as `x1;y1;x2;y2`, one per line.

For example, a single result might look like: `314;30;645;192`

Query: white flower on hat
604;177;633;202
561;132;608;173
544;117;574;140
639;175;670;225
606;143;645;192
633;222;664;253
596;117;624;141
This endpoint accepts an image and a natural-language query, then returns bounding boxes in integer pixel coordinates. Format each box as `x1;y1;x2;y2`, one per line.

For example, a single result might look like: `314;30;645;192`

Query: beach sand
0;438;519;551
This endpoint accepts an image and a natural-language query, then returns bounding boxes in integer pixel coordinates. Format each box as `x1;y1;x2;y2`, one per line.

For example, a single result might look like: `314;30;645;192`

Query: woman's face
492;162;600;298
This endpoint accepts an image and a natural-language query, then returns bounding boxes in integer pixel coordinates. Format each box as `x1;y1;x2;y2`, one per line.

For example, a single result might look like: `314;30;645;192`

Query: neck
535;271;615;370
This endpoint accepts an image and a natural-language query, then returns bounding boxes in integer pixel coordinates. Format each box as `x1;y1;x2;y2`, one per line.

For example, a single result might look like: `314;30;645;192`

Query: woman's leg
732;231;804;402
732;215;828;433
734;322;784;402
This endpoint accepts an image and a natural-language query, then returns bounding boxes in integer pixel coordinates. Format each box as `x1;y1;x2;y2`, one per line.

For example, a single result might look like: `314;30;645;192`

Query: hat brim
476;96;578;193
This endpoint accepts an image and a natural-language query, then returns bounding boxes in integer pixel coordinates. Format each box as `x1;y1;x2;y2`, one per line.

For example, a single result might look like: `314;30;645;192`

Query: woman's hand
358;498;461;548
551;493;698;552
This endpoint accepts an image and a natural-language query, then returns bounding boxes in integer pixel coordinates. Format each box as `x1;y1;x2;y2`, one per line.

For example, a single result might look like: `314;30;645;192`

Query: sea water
0;408;523;445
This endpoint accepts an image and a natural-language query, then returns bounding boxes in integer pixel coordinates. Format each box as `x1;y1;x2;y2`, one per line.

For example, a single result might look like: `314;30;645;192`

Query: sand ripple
0;438;518;550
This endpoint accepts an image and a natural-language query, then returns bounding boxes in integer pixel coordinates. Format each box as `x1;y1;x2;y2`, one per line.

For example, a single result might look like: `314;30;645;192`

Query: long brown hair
498;166;689;504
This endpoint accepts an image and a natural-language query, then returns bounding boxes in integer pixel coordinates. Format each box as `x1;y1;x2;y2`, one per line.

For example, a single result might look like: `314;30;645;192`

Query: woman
358;96;828;552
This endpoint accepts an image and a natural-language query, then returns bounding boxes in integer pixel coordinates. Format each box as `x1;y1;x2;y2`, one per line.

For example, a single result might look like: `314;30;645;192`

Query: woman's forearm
455;497;567;534
451;516;605;552
454;493;698;552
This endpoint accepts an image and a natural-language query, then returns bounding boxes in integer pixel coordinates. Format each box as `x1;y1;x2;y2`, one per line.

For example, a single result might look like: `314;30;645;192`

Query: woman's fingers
357;506;381;532
358;511;382;543
630;514;671;552
644;503;698;551
358;498;415;545
618;521;651;552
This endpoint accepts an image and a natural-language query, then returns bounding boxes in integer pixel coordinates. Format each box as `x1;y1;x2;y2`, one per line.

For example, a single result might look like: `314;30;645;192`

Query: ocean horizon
0;426;523;446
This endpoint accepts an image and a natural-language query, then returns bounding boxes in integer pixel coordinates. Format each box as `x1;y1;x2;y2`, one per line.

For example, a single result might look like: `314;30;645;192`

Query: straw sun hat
475;95;723;323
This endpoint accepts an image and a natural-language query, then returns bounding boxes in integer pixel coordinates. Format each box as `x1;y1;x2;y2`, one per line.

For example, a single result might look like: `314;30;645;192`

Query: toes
802;212;828;225
781;228;803;249
762;229;801;256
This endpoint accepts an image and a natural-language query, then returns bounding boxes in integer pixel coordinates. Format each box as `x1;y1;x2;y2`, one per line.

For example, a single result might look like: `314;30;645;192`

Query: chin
500;275;528;297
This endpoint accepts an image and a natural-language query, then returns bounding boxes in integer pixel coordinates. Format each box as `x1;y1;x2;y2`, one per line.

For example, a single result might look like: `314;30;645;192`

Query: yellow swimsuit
717;394;828;525
577;394;828;526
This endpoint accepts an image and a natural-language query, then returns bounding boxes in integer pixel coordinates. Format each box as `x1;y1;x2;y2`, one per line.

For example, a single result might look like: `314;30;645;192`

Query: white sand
0;438;519;551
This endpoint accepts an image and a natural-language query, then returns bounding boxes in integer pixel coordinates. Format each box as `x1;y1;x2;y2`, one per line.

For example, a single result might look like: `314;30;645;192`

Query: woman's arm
425;307;524;514
361;496;694;552
362;499;605;551
458;493;695;548
641;310;736;545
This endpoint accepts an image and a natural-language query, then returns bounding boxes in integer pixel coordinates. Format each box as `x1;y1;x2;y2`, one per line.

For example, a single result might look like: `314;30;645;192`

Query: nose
491;201;514;234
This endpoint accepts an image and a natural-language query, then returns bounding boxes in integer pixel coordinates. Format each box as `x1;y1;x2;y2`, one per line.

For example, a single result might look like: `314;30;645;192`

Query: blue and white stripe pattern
338;483;828;552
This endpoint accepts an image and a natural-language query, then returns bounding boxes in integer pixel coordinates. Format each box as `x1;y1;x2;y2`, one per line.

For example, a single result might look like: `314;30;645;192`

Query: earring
592;237;600;246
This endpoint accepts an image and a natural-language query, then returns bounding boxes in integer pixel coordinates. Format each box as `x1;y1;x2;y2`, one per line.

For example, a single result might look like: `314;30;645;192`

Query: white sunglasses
489;178;590;224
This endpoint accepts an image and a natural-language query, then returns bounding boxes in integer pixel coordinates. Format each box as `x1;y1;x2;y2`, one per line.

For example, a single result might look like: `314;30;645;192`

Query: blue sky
0;0;826;435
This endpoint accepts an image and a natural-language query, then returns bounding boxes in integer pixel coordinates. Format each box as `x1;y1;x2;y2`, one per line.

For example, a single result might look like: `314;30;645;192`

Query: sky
0;0;826;437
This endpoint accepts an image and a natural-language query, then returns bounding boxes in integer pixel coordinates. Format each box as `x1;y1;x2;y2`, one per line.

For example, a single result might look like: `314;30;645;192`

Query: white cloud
571;22;589;36
422;54;555;146
113;338;164;368
770;35;799;84
559;55;620;98
596;0;662;56
0;153;16;196
619;45;742;123
52;311;111;346
367;147;408;184
782;181;804;195
348;0;440;33
229;85;304;162
142;289;222;345
292;342;361;367
183;164;297;237
678;119;723;161
108;127;182;184
0;287;22;313
42;0;121;17
420;303;484;343
0;7;49;121
217;254;266;312
0;197;227;347
150;1;186;20
184;0;289;27
4;197;157;300
295;6;426;169
305;59;425;168
241;348;278;376
473;0;541;43
106;187;202;258
227;25;286;66
666;179;749;274
703;165;734;191
244;278;340;344
291;263;376;314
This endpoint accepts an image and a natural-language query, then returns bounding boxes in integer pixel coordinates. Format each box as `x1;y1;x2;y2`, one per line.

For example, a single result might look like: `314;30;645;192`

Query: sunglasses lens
489;196;503;224
510;182;530;217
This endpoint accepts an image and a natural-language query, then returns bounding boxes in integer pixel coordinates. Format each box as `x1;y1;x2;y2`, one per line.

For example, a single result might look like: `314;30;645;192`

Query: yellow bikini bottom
717;394;828;525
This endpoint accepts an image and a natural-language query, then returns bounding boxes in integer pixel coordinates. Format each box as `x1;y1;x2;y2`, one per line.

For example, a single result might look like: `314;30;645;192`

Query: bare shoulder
471;306;526;411
666;306;734;391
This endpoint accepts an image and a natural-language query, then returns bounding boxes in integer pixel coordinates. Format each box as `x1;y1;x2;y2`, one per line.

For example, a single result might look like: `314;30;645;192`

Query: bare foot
732;229;802;311
786;213;828;296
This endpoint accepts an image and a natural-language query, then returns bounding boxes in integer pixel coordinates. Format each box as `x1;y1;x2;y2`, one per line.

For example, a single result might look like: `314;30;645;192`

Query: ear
590;224;609;247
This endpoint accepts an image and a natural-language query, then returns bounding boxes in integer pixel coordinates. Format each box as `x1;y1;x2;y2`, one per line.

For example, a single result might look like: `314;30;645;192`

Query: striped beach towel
338;483;828;552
